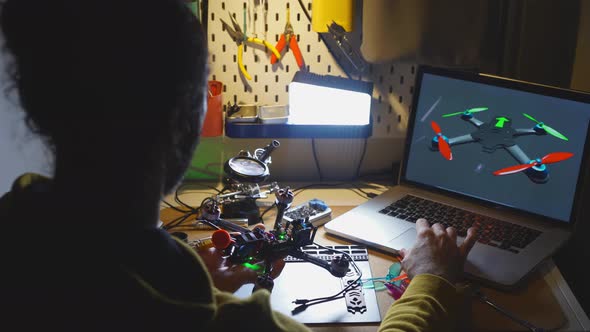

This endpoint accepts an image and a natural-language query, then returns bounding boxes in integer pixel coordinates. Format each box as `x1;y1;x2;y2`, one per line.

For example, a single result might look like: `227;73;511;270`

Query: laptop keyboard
378;195;542;254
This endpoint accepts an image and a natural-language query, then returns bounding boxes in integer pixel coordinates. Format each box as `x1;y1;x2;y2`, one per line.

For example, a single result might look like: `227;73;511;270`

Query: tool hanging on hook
221;12;281;80
270;5;305;70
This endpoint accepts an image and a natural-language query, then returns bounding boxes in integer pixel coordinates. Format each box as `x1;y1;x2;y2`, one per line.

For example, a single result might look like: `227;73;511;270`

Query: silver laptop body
325;66;590;289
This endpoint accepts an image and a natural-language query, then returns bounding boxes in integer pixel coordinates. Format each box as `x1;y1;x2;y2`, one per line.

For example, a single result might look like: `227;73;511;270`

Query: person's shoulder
10;172;51;192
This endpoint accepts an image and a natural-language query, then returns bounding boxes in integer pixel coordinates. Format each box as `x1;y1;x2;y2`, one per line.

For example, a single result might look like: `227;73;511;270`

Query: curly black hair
1;0;208;194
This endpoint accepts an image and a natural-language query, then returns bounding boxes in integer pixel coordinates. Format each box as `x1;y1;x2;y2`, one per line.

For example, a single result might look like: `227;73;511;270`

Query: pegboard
206;0;416;139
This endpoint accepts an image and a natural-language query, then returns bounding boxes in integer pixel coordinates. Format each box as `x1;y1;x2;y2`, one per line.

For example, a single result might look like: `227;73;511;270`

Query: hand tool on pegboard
270;6;305;70
220;12;281;80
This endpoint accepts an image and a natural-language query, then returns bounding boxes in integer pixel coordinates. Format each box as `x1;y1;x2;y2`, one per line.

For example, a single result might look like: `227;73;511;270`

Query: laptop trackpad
386;228;417;251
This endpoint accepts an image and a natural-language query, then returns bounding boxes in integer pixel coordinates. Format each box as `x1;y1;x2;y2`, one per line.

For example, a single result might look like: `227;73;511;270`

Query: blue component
225;122;372;138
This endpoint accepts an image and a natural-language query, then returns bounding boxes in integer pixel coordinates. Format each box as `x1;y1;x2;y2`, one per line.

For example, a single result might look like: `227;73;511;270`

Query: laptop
325;65;590;289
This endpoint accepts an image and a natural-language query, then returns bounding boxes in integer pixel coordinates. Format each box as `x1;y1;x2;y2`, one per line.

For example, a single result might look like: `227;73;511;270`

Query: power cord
311;138;323;182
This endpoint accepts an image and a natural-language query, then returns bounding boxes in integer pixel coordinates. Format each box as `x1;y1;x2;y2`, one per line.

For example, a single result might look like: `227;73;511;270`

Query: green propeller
442;107;488;118
522;113;569;141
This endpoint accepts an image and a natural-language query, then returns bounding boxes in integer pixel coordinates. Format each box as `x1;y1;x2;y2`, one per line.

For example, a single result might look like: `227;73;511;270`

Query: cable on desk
259;202;277;224
161;200;191;213
177;181;223;195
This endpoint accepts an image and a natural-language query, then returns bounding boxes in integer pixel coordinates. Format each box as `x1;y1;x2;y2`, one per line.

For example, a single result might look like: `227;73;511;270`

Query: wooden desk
161;185;589;331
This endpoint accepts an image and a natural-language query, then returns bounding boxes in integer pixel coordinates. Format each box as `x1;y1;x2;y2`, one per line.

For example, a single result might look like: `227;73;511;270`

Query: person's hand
197;246;285;293
197;224;285;293
399;218;478;284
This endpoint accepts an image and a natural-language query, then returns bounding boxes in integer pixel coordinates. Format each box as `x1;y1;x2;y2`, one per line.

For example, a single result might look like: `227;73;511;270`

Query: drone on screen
430;107;574;183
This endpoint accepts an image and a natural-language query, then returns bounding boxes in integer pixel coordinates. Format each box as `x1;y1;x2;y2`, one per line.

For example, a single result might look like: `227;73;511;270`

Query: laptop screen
403;67;590;223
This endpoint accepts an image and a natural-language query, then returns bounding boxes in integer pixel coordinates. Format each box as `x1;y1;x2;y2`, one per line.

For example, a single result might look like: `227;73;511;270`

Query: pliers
221;13;281;80
271;8;304;69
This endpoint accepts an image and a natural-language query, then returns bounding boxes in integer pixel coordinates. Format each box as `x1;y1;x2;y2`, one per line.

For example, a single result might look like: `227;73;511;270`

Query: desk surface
162;183;590;331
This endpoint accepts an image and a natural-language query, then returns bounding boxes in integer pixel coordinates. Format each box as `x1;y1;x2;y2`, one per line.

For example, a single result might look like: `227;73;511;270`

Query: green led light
243;262;262;271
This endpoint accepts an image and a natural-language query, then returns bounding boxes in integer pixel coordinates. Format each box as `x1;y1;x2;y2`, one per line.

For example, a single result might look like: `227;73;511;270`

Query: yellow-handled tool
221;13;280;80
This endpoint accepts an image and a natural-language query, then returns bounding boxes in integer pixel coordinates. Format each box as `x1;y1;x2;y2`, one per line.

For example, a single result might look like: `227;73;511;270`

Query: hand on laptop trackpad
387;228;417;251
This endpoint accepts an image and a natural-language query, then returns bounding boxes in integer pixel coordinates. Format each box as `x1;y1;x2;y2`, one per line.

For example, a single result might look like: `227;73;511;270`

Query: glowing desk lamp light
225;72;373;138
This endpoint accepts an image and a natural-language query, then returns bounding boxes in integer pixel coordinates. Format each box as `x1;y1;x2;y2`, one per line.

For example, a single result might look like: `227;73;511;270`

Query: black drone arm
466;116;485;128
448;134;477;146
513;128;541;137
288;249;349;278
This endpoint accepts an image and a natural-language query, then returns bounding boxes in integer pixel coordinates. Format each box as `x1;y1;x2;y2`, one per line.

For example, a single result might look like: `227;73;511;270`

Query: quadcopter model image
429;107;574;183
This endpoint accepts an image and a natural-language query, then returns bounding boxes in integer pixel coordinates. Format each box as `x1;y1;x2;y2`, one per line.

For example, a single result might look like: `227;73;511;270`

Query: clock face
228;157;267;176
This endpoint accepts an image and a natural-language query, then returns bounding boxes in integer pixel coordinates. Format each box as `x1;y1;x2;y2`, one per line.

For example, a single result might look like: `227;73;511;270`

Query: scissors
221;13;281;80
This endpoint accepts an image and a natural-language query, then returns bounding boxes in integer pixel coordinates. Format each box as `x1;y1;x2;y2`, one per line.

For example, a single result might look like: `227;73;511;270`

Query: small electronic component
283;199;332;226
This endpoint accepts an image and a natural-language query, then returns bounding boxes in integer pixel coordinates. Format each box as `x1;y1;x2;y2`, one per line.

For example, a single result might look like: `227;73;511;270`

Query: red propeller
431;121;452;160
493;152;574;176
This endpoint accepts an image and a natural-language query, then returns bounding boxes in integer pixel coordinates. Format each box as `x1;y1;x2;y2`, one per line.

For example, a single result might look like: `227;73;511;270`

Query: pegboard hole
387;124;391;133
254;75;258;82
307;44;311;52
275;34;279;42
275;95;279;103
255;95;258;102
410;86;414;94
265;85;268;92
233;95;237;103
265;65;268;73
212;34;215;42
275;75;279;83
233;75;237;83
308;3;311;11
328;65;331;73
390;65;394;74
265;24;268;32
398;115;402;123
377;115;381;123
211;12;215;21
223;85;227;93
411;65;415;74
389;85;393;94
222;44;226;53
378;95;382;104
275;13;279;21
307;24;311;32
221;2;225;10
222;65;226;72
285;85;289;92
212;74;216;81
254;55;259;63
400;75;405;85
212;54;216;62
297;13;301;21
388;106;392;114
317;55;321;63
243;2;246;9
399;96;403;103
233;54;237;63
286;65;290;73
